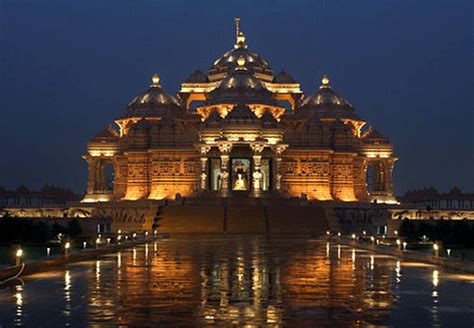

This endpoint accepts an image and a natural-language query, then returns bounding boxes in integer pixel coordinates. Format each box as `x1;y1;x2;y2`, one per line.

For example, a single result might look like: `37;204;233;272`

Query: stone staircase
158;197;330;235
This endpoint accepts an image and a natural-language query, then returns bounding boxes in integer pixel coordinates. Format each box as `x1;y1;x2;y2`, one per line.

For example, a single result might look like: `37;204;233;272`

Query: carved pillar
196;145;211;191
384;158;397;196
217;141;233;196
271;144;288;192
250;142;265;196
84;156;98;194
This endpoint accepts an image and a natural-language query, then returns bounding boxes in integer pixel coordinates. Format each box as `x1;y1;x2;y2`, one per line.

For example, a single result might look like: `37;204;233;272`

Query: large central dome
208;26;273;82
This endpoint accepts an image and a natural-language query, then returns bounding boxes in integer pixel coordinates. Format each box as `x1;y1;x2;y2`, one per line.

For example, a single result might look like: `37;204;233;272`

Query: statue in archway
233;172;248;190
252;169;262;191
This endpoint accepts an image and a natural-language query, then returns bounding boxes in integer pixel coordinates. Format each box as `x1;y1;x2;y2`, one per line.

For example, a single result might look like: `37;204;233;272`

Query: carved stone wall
123;152;150;200
148;149;200;200
331;153;357;201
281;150;333;200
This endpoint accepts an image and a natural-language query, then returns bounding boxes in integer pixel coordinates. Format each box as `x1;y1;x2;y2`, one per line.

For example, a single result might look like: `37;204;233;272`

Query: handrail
0;263;26;285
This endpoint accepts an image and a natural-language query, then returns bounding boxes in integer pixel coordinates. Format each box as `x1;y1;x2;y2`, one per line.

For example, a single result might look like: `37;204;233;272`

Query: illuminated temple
83;20;397;205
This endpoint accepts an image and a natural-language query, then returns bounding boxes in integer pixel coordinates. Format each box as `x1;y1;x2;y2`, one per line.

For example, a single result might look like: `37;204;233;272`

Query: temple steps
226;205;266;233
159;199;330;235
159;205;224;233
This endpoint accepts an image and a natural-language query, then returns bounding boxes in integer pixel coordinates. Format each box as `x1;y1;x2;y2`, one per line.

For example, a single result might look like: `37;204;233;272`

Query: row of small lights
325;230;449;256
14;230;158;266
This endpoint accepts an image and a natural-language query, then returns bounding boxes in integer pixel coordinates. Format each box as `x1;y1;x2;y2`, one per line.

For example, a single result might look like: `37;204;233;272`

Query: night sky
1;0;472;195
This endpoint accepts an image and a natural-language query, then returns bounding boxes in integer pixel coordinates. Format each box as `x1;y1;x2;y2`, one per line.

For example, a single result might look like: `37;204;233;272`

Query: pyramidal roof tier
184;69;209;83
361;127;389;143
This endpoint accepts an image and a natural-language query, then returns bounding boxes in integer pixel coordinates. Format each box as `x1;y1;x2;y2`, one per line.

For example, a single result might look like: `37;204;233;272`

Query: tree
67;218;82;238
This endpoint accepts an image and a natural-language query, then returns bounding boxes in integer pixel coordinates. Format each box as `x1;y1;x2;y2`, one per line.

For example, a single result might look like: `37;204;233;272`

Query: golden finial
236;31;246;44
237;56;246;67
151;73;160;86
320;74;330;88
322;74;330;85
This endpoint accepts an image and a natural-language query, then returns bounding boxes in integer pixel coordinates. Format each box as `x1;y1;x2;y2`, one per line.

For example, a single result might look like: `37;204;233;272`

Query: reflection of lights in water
326;242;330;258
337;244;341;259
64;270;71;318
145;243;149;259
96;260;101;290
267;305;281;324
352;248;356;270
432;270;440;324
117;252;122;268
154;242;157;253
370;255;375;270
133;248;137;266
14;284;23;325
395;260;401;283
237;255;244;282
432;270;439;287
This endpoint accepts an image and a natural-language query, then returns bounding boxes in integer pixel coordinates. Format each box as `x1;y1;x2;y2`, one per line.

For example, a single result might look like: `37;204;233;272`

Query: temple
82;19;397;205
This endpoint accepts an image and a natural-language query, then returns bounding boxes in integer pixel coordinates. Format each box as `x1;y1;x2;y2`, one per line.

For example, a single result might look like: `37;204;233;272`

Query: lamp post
64;242;71;257
396;239;401;250
402;241;407;251
433;243;439;257
15;249;23;267
96;238;101;249
351;234;356;241
83;241;87;249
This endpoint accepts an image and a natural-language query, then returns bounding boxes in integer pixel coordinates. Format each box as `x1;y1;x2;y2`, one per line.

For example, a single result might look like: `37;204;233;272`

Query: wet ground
0;235;473;327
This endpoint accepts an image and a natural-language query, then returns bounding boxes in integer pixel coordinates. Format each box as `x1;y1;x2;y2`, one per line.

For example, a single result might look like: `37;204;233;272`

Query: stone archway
366;161;386;193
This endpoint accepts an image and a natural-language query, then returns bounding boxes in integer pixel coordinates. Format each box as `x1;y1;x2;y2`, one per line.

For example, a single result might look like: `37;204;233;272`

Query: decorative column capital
271;144;288;156
195;144;212;156
217;139;233;155
250;141;266;154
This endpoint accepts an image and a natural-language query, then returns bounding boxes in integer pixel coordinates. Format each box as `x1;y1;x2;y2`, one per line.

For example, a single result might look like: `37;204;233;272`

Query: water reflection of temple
85;238;394;325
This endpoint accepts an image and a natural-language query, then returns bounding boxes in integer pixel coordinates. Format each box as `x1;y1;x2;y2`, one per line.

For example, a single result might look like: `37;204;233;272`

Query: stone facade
83;22;397;204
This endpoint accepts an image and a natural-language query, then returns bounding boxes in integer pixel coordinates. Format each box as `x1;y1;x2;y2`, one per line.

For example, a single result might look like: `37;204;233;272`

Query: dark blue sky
1;0;472;195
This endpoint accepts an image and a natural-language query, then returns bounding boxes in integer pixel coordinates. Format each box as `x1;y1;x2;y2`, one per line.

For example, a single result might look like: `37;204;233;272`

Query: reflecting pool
0;235;473;327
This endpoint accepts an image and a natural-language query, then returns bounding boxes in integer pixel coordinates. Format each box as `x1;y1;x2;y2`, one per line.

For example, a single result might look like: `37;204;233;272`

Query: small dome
273;70;296;84
184;69;209;83
92;125;119;141
122;73;182;119
300;75;361;121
